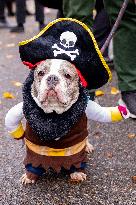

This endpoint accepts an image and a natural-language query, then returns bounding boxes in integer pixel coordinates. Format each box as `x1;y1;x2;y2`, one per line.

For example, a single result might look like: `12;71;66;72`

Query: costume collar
23;70;88;142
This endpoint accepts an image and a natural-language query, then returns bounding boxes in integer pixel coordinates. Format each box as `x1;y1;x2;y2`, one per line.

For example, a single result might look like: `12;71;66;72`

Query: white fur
32;59;79;114
39;60;68;105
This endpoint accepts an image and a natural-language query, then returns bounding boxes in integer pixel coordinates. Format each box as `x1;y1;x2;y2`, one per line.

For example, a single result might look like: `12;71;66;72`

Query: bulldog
5;59;95;184
5;58;128;185
29;58;94;183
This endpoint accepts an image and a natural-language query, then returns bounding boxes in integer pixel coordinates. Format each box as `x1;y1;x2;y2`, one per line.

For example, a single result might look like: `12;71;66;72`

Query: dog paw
20;173;35;185
70;172;87;182
85;142;94;153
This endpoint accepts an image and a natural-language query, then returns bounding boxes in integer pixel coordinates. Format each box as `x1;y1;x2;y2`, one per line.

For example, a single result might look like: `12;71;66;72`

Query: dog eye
64;73;71;79
38;71;45;77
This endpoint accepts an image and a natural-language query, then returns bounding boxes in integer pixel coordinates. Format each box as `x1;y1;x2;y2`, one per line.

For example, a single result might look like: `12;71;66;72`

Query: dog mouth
40;89;67;105
47;89;57;97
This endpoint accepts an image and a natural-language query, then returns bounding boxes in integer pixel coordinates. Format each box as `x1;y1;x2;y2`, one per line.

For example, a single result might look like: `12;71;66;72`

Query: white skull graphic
60;31;77;48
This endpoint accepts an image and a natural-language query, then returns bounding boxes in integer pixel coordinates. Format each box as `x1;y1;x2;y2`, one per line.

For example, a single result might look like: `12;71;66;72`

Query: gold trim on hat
19;18;112;82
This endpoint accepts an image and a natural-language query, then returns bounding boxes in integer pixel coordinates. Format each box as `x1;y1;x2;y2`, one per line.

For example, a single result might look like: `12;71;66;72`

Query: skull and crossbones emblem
52;31;79;61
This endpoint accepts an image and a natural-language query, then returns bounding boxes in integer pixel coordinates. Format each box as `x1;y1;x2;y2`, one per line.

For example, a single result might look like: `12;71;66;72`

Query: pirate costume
5;18;128;179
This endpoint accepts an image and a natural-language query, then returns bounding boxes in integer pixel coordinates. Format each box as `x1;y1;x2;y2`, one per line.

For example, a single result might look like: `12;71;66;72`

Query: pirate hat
19;18;111;89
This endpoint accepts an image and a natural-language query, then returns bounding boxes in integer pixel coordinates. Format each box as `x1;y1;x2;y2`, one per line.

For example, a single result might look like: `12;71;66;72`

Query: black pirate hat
19;18;112;89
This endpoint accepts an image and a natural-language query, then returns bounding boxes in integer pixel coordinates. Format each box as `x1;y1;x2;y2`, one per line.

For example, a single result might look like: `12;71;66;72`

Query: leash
101;0;129;54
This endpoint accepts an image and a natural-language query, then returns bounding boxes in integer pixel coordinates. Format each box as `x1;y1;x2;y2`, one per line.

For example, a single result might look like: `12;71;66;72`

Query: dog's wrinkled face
31;59;79;114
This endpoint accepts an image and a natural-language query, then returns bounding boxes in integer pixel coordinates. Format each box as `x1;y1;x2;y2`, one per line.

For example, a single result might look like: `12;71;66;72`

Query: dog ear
76;68;87;87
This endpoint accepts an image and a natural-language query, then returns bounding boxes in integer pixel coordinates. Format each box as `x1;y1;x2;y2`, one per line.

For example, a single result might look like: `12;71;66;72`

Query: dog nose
47;75;59;87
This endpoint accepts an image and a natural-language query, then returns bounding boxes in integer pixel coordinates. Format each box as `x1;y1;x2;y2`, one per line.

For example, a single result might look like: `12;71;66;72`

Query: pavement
0;7;136;205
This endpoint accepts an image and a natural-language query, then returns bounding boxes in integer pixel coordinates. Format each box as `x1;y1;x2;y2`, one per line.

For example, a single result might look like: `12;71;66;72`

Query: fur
31;59;79;114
